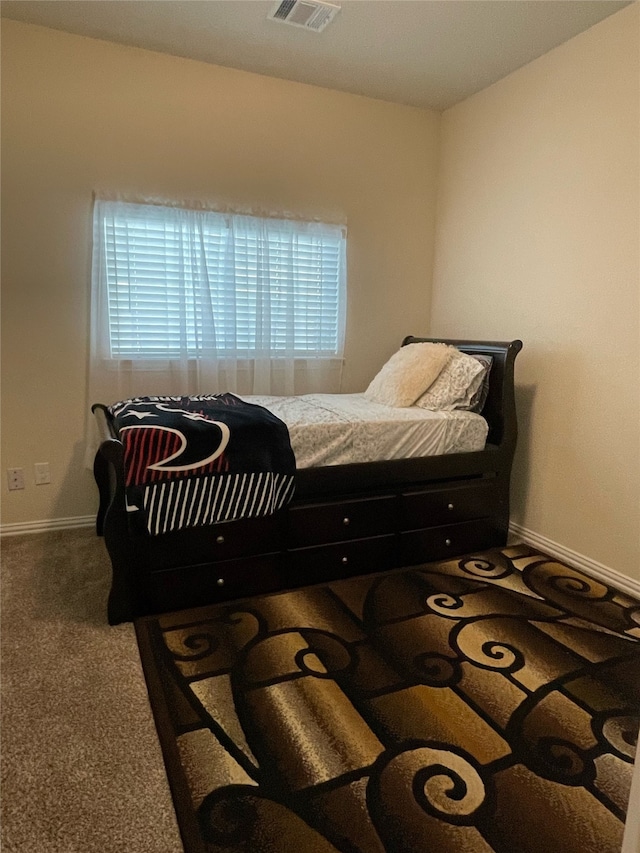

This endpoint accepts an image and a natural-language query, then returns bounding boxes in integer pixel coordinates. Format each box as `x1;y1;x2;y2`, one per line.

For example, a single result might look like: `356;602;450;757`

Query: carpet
135;543;640;853
0;528;182;853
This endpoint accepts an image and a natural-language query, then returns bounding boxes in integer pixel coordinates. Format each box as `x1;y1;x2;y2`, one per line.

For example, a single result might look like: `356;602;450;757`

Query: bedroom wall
430;4;640;580
0;20;439;529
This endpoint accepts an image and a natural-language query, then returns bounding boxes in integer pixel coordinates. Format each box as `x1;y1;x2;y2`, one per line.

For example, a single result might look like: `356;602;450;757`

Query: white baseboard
0;515;95;537
509;522;640;600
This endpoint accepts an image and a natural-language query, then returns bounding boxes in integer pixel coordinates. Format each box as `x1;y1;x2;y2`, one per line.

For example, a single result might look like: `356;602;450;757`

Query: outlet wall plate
7;468;25;490
34;462;51;485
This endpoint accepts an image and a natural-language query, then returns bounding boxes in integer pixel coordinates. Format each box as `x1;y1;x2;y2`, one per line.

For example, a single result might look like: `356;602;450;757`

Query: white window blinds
94;200;346;361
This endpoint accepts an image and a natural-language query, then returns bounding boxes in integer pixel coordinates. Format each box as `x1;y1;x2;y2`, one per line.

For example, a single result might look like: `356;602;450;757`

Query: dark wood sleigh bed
92;336;523;624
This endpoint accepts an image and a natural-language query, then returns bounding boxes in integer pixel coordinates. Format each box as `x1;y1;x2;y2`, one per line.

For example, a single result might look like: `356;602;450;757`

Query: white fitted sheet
240;393;488;469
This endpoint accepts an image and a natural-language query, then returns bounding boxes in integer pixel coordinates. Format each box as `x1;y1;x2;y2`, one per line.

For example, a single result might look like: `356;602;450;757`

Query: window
93;199;346;361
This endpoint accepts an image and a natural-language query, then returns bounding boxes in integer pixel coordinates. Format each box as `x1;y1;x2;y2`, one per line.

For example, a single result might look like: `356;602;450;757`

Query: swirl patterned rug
135;544;640;853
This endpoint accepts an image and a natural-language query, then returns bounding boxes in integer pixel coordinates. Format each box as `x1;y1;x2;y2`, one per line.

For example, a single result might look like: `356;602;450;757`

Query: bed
92;336;523;623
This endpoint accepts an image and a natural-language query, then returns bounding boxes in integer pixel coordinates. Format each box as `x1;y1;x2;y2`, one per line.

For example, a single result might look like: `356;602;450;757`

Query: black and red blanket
108;394;296;536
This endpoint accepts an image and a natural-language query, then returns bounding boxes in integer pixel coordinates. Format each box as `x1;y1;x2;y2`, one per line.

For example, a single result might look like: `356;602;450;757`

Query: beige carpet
0;528;183;853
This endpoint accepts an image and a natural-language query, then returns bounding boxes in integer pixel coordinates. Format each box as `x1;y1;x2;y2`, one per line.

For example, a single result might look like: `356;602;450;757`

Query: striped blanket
109;394;296;536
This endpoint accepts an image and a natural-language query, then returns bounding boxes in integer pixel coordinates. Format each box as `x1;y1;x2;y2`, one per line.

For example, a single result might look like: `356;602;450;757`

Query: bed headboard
401;336;523;449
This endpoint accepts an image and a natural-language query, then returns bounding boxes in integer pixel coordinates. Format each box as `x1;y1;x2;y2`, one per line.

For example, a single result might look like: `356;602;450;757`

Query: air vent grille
268;0;341;32
273;0;296;21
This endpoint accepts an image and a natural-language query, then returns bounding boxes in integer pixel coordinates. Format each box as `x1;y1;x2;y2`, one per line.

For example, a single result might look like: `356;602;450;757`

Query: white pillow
414;348;485;410
364;343;453;407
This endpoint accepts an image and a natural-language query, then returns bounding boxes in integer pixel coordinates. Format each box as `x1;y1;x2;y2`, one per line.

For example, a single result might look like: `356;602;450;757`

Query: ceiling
1;0;633;110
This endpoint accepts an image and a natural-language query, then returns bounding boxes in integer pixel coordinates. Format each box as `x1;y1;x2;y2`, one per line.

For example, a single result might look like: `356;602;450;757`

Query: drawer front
147;553;284;613
288;534;397;585
147;512;285;570
401;482;501;531
288;495;396;549
399;520;505;566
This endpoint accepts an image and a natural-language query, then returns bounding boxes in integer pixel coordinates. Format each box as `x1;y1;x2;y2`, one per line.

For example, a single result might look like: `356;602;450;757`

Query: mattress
240;393;488;468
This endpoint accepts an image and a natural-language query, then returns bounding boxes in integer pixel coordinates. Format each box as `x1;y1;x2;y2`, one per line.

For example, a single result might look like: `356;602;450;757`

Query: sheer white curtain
86;197;346;459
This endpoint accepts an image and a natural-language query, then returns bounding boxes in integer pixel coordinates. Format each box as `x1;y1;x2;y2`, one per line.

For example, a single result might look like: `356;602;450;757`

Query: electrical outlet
34;462;51;485
7;468;25;491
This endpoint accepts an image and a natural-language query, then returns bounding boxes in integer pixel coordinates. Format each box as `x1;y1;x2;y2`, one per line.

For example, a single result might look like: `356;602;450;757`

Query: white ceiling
1;0;633;110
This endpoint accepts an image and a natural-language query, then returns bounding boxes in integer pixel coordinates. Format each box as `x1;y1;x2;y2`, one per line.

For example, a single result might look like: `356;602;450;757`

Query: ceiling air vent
268;0;341;32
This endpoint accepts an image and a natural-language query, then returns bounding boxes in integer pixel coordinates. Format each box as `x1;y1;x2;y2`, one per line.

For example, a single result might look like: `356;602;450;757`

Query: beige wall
0;20;439;527
431;5;640;578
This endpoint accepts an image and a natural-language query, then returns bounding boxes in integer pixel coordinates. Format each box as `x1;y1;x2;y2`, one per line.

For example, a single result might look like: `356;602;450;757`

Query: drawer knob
445;538;452;547
447;503;454;511
343;517;350;526
341;556;349;564
216;535;225;545
216;577;225;586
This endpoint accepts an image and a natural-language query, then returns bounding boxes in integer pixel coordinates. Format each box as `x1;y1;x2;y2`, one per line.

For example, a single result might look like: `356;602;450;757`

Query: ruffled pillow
364;342;454;408
414;348;486;410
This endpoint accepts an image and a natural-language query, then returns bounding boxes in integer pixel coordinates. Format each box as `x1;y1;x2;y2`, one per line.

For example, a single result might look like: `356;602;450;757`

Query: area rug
135;543;640;853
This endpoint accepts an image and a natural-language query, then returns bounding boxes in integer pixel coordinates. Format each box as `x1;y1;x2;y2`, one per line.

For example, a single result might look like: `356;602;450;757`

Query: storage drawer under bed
400;481;501;530
399;519;504;566
287;534;397;586
144;553;285;614
287;494;396;549
143;512;285;572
